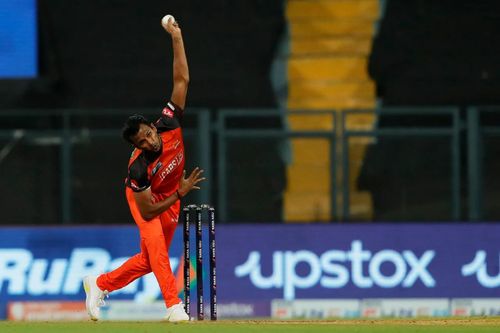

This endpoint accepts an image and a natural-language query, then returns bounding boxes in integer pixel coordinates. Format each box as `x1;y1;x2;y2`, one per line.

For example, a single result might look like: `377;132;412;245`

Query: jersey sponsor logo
172;140;181;149
162;107;174;118
159;151;183;181
151;162;163;176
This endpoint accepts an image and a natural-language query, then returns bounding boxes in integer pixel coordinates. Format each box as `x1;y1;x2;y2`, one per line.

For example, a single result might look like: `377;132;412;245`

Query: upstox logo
235;240;436;300
462;251;500;288
0;248;179;300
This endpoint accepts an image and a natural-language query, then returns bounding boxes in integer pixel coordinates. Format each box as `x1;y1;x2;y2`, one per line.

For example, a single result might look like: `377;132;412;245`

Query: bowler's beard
152;133;162;152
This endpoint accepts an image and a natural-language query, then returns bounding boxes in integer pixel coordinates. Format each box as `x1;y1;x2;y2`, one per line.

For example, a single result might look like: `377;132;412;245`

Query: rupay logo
0;248;179;301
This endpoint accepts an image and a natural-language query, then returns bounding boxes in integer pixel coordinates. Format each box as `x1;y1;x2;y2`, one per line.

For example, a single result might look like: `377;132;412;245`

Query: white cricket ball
161;14;175;27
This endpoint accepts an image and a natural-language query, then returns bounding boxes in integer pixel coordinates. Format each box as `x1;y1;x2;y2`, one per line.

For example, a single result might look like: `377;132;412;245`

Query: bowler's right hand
162;16;182;37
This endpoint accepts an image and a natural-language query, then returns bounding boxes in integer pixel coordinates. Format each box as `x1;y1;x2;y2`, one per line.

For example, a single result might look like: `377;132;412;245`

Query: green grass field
1;318;499;333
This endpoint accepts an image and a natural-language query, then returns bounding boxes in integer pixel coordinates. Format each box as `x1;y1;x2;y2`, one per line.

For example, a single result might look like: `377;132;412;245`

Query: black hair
122;114;151;144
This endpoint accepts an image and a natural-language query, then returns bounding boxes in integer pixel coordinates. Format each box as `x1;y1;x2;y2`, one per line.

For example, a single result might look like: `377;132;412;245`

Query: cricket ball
161;15;175;28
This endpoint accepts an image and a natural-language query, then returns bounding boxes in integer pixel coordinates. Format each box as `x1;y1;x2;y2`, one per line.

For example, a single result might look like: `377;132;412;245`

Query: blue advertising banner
0;224;499;319
222;224;500;301
0;0;38;78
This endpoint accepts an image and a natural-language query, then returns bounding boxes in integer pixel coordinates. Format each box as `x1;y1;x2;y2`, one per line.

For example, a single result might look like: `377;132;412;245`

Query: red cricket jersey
125;101;185;202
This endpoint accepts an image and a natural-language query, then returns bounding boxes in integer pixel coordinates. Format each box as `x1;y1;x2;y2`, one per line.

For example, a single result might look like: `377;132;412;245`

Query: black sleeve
125;159;150;192
155;100;184;130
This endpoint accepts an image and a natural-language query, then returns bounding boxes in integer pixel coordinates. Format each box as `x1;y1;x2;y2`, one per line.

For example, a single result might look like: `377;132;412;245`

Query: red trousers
97;188;181;308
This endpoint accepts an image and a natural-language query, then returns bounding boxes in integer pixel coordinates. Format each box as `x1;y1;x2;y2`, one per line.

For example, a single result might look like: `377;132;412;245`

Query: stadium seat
284;0;378;222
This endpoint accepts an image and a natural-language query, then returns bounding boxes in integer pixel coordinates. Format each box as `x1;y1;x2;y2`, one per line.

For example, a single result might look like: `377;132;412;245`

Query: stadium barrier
0;224;498;320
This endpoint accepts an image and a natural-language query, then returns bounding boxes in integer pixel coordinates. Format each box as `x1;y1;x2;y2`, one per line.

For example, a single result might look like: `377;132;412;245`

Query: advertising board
1;224;498;319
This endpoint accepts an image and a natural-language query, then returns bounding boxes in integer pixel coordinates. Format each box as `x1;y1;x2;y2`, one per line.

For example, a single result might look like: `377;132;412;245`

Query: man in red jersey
83;15;204;322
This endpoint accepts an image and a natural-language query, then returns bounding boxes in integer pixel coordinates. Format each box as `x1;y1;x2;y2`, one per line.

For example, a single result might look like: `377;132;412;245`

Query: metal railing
1;106;499;223
0;108;211;224
467;107;500;221
216;109;337;222
341;108;461;221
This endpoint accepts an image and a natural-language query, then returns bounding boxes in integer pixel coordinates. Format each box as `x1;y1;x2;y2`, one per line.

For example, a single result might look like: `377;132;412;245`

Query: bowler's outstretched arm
162;17;189;110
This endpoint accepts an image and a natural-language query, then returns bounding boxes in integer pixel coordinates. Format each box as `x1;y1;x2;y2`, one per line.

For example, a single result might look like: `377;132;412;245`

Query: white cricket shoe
83;275;108;321
164;303;190;322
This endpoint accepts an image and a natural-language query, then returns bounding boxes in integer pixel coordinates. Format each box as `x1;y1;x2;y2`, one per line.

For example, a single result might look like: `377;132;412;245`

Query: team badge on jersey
151;162;163;176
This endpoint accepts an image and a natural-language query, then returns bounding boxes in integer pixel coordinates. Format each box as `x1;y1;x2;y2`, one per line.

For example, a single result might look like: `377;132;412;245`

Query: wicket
182;204;217;321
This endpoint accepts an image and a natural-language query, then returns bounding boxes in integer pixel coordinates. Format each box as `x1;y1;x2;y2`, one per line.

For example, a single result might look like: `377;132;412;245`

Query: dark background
1;0;284;109
363;0;500;221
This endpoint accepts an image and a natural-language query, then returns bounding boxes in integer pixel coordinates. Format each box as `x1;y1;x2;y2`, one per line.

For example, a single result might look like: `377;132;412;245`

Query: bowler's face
131;124;161;152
